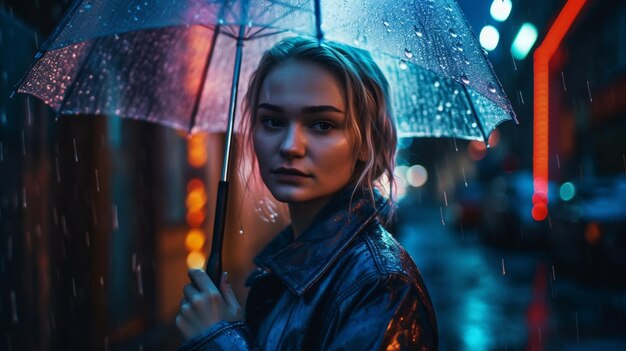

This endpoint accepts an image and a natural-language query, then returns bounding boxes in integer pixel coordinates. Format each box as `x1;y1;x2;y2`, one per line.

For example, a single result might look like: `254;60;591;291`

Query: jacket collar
253;185;389;296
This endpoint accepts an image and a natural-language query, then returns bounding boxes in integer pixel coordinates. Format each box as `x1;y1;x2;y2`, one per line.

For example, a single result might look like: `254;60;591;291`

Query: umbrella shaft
221;25;246;182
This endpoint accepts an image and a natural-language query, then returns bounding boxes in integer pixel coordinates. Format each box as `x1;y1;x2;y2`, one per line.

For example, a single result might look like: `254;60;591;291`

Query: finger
188;269;219;294
220;272;239;308
183;283;200;302
180;297;188;308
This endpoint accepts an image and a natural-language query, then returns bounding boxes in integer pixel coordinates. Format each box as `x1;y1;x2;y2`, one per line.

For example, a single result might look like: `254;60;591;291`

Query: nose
279;124;306;159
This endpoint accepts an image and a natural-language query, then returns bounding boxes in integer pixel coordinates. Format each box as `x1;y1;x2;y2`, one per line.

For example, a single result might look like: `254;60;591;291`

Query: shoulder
331;221;427;294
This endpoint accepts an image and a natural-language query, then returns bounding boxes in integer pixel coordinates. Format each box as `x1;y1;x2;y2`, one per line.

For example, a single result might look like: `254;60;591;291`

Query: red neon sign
533;0;586;221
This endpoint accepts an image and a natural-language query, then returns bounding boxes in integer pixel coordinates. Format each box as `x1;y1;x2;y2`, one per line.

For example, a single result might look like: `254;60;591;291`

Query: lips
271;167;311;177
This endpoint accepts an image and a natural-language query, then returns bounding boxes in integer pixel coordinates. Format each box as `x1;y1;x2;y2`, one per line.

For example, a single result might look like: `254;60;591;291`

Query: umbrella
12;0;517;284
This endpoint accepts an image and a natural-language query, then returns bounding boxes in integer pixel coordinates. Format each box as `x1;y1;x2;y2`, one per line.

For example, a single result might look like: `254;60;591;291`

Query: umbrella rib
188;26;222;133
10;0;87;98
245;3;302;40
461;84;489;145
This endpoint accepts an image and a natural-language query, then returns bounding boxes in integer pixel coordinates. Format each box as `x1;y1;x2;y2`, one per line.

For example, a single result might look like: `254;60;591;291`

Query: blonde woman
176;37;438;350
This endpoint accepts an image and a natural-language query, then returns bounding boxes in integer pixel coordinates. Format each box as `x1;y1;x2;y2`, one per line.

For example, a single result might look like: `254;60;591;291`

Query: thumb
220;272;239;308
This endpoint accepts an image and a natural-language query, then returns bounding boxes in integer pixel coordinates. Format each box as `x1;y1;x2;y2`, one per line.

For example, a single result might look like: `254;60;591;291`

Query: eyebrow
257;103;344;114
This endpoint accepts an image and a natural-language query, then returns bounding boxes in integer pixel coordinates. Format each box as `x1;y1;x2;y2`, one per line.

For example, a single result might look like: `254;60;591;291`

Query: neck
288;195;334;238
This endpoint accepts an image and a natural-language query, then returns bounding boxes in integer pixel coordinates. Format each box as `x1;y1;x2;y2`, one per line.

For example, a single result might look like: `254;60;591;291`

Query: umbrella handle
205;180;229;285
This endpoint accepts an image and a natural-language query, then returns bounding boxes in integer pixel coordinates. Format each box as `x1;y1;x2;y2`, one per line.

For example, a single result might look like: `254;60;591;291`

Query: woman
176;36;438;350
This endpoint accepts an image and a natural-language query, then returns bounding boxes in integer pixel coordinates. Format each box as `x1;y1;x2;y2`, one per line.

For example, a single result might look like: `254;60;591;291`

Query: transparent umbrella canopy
12;0;517;283
14;0;516;140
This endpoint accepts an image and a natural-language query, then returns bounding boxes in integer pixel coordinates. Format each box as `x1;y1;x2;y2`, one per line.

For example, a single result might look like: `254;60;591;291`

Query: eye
260;117;285;130
311;121;335;132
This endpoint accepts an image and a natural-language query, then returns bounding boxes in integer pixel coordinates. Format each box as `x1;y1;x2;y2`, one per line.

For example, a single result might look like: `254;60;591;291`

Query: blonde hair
239;37;397;223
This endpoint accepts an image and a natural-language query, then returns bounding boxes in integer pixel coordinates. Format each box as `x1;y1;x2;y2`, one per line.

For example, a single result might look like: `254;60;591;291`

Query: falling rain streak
561;71;567;91
26;97;32;126
10;290;17;323
55;157;61;182
518;90;525;105
0;141;3;161
21;130;25;155
136;264;144;296
461;167;468;187
439;207;445;226
501;258;506;275
73;138;79;162
112;205;119;230
443;191;448;206
556;153;561;168
95;169;100;192
586;81;593;102
511;53;517;71
551;265;556;280
22;187;27;209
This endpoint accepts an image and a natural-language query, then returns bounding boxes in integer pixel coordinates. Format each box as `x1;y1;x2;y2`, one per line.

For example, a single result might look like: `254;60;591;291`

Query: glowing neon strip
533;0;586;221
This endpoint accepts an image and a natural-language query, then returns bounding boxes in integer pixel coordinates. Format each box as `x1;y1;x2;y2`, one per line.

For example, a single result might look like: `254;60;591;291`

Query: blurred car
548;176;626;286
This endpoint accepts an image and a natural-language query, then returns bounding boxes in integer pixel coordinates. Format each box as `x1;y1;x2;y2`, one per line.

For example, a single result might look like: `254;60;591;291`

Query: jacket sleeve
320;273;437;351
176;321;258;351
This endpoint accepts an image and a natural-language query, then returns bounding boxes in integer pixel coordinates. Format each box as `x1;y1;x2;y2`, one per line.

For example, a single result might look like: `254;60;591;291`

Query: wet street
396;198;626;351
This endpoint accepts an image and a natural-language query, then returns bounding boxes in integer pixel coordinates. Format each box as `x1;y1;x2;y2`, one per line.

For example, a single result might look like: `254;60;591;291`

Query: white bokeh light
407;165;428;187
490;0;512;22
479;25;500;51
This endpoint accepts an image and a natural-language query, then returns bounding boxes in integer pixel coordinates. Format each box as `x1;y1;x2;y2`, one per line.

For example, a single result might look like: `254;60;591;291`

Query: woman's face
253;60;359;205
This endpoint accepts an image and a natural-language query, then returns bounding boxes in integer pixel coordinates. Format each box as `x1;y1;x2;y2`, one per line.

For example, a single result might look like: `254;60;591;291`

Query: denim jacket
178;186;438;350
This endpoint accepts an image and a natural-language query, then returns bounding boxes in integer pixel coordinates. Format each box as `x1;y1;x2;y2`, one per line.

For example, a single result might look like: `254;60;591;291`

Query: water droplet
398;60;408;70
412;25;423;37
433;81;440;88
383;19;390;27
471;122;477;128
449;28;458;38
460;75;470;84
488;83;497;93
403;47;413;59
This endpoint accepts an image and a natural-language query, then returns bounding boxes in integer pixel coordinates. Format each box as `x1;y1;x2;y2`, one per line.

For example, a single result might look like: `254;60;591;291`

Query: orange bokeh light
468;140;487;161
188;133;208;167
185;229;206;251
186;188;207;212
186;251;206;269
584;222;602;245
186;210;206;227
187;178;204;192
